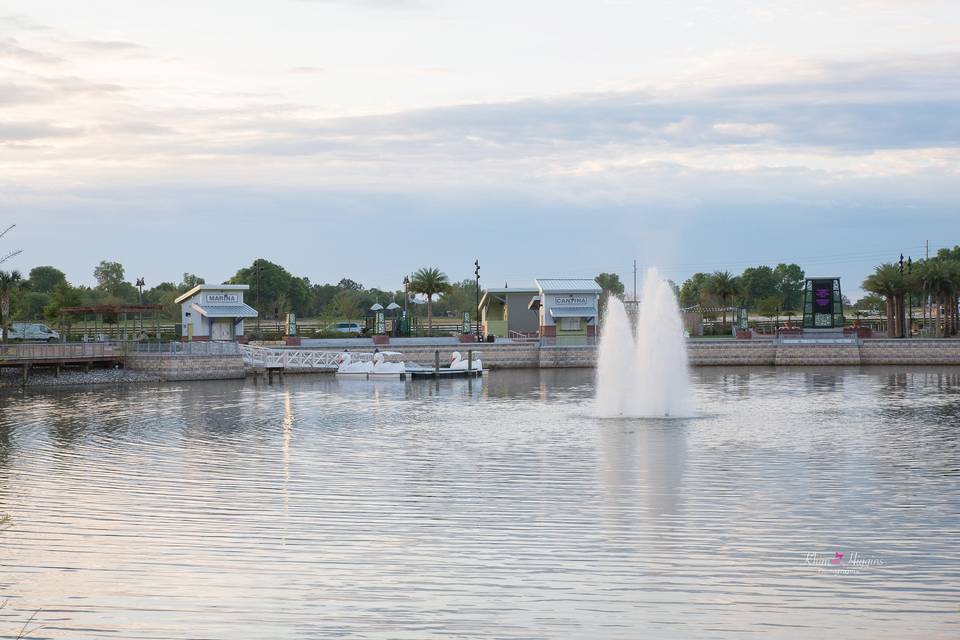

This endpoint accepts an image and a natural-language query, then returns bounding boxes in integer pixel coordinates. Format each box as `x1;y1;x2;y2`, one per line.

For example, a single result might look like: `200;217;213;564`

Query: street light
135;277;145;335
474;259;480;341
403;275;410;336
907;256;913;337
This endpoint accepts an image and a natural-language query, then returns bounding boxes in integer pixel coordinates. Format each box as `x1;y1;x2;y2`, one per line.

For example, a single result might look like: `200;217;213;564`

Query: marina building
176;284;258;341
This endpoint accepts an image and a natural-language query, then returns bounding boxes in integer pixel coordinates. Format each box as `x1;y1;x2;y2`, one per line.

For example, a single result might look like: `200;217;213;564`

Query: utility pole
633;259;638;302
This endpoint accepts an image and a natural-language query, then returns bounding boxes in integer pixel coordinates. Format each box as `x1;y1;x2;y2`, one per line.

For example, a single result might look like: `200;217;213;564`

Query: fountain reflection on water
596;267;693;418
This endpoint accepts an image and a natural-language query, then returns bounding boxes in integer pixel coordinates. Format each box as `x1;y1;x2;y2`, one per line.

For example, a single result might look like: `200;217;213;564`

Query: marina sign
205;293;239;304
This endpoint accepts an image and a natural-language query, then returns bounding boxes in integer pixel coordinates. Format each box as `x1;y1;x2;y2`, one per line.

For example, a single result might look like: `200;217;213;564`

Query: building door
211;319;233;341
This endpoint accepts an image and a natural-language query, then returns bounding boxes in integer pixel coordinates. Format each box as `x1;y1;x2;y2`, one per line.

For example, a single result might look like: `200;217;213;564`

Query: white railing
239;344;353;369
508;330;540;342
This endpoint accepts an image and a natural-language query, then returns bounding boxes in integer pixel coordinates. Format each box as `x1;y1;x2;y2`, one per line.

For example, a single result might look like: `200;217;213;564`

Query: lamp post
256;259;261;335
474;259;480;341
907;256;913;337
403;275;410;336
135;277;145;336
898;254;905;338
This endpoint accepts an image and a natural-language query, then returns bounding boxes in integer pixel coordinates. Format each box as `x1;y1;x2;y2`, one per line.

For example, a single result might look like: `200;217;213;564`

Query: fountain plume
595;267;693;418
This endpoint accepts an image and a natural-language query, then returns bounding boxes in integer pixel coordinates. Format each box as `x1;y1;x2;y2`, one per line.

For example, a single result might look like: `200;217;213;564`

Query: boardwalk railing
0;342;121;361
128;341;242;356
239;344;347;369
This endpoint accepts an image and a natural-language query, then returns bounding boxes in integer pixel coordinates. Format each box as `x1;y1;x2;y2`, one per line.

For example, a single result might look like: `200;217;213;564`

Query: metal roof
190;303;259;319
535;278;602;293
550;307;596;318
175;284;250;304
479;287;540;309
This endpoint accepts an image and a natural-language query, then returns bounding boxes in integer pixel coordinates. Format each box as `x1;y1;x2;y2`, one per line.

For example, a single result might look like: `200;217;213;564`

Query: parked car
325;322;363;335
8;322;61;342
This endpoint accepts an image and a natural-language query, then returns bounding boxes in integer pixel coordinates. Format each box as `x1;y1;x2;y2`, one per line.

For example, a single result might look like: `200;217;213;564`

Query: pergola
61;304;164;340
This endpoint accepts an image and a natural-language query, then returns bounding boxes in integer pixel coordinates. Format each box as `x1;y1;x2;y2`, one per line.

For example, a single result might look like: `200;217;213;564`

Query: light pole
255;259;261;335
898;254;905;338
135;277;145;336
907;256;913;337
403;275;410;336
474;259;480;341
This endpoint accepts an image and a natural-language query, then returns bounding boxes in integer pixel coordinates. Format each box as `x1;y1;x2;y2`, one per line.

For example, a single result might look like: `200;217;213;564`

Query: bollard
434;349;440;378
467;349;472;372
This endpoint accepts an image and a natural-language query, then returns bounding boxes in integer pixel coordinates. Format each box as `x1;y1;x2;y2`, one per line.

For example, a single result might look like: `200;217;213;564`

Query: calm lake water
0;368;958;639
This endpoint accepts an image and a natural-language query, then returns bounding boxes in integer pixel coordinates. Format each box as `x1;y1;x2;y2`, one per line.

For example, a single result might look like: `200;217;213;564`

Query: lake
1;367;958;639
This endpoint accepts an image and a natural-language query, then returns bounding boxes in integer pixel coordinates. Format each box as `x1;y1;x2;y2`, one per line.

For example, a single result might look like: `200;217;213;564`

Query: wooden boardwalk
0;343;124;384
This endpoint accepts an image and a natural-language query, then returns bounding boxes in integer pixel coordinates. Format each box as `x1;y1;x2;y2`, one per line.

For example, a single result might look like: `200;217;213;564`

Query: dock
0;343;124;384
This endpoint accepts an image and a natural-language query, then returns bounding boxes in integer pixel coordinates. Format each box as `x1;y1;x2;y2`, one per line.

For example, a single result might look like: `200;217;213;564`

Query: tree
94;261;126;294
228;259;310;319
916;259;958;337
329;289;362;320
595;272;625;310
756;295;781;326
27;266;67;293
854;294;885;313
0;270;27;342
862;263;909;338
337;278;363;291
44;282;83;330
179;273;205;291
409;267;449;335
437;279;480;317
678;272;710;308
704;271;741;331
773;263;805;310
739;266;777;305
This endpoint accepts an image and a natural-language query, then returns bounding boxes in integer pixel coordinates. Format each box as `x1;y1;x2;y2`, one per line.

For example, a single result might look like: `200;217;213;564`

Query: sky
1;0;958;298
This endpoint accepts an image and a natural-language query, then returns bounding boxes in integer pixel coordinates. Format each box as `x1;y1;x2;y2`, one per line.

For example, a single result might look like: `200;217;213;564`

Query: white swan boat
449;351;483;371
370;352;406;379
334;352;374;377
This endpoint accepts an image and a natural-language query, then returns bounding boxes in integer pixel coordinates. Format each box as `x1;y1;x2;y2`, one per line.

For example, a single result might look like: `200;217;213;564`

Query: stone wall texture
130;339;960;381
126;354;246;380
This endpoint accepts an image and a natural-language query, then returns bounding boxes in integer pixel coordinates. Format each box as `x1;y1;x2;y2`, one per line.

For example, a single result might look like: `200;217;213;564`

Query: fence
0;342;121;360
127;341;242;356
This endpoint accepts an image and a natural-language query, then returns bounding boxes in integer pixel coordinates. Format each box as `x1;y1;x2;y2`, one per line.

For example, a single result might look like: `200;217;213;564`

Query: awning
550;307;595;319
190;303;259;319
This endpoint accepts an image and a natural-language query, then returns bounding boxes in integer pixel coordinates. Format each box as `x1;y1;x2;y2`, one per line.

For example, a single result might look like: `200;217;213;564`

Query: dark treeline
2;259;485;327
677;263;806;318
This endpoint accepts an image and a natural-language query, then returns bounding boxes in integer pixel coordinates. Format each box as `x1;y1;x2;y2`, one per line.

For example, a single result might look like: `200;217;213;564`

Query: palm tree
918;259;957;337
705;271;741;332
0;270;26;342
409;267;450;335
862;263;908;337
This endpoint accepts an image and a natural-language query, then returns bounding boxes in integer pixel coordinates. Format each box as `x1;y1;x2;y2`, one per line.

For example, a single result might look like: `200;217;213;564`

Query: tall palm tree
0;270;26;343
705;271;741;332
862;263;908;337
409;267;449;335
918;259;957;337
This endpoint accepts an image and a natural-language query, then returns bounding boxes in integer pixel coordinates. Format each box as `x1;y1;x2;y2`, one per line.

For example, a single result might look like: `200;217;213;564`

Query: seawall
282;339;960;370
126;353;246;380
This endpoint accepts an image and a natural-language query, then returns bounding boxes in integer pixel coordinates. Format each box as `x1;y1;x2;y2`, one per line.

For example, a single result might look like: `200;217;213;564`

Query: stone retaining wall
126;354;246;381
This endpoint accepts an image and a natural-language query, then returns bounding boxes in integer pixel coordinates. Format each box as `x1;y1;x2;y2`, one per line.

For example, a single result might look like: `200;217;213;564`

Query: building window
559;317;581;331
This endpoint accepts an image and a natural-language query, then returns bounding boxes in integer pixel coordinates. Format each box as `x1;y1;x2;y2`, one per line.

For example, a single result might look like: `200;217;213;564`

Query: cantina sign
554;296;588;306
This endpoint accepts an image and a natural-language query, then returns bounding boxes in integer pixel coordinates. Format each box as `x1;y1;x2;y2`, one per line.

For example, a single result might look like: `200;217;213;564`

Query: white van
8;322;61;342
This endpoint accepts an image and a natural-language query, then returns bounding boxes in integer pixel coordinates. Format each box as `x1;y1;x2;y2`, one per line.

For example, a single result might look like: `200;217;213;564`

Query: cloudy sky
1;0;958;297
